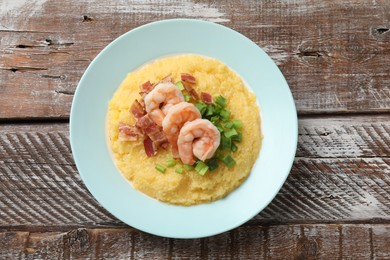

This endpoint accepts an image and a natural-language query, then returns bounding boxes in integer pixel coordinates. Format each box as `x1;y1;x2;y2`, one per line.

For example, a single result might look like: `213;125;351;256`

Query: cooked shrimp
144;82;184;126
162;102;201;157
178;119;221;165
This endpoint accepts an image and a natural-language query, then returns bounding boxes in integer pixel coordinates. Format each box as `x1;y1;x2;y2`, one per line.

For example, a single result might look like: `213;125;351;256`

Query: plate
70;19;297;239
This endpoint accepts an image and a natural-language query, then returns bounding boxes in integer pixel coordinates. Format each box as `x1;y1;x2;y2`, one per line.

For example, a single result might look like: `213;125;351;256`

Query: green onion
195;101;207;115
214;106;222;114
211;116;220;124
231;132;242;143
216;125;224;133
195;161;209;176
215;95;227;107
206;104;215;116
220;109;231;121
220;135;232;150
175;167;184;174
184;94;191;102
175;81;185;91
155;164;166;173
183;164;194;171
220;155;236;168
231;142;238;152
207;158;219;171
232;119;243;129
224;121;234;129
166;158;176;167
224;128;238;139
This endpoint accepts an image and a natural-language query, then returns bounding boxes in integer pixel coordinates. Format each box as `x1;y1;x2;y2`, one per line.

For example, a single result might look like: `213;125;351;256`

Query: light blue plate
70;19;297;239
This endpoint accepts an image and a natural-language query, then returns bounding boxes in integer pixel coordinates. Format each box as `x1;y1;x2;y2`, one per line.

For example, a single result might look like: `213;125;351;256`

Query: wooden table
1;0;389;258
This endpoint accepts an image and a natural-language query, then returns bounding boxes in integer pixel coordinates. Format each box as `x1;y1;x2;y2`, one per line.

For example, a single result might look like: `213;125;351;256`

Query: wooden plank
1;225;390;259
298;115;390;158
0;117;389;227
0;0;389;119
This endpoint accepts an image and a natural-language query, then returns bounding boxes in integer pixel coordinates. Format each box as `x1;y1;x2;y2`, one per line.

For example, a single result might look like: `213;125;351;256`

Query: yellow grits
107;54;262;206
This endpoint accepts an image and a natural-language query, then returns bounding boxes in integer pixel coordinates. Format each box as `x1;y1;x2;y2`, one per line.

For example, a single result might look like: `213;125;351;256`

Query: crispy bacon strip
140;81;154;93
130;99;146;119
201;92;213;104
136;115;159;135
143;137;156;157
136;115;168;149
118;123;141;141
152;131;169;149
180;73;199;100
139;80;156;98
181;73;196;84
183;82;200;100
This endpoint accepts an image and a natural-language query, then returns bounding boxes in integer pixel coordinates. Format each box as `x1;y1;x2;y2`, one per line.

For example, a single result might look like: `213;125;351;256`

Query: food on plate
177;119;221;165
107;54;262;205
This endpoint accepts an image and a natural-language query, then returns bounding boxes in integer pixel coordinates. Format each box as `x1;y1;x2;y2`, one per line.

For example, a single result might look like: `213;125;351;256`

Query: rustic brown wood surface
0;0;389;258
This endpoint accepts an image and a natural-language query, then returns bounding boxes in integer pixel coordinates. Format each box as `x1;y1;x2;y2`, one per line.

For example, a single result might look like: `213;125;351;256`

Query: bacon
183;82;200;100
136;115;159;136
181;73;197;84
143;137;156;157
140;81;154;93
130;99;146;119
118;123;141;141
139;81;156;98
201;92;213;104
136;115;168;149
151;131;169;149
138;99;145;108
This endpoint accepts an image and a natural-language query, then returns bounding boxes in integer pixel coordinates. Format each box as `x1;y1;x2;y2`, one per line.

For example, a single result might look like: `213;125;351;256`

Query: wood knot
45;39;53;46
371;27;389;40
83;15;94;22
375;27;389;34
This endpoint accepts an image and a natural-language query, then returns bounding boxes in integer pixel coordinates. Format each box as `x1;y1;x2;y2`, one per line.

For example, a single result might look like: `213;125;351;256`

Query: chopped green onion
214;106;222;114
195;161;209;176
184;94;191;102
195;101;207;115
220;135;232;150
224;121;234;129
214;148;223;159
215;95;227;108
231;132;242;143
220;109;231;121
232;119;243;129
166;158;176;167
183;164;194;171
220;154;236;168
206;104;215;116
175;81;185;91
207;158;219;171
224;128;238;139
211;116;220;124
155;164;166;173
216;125;224;133
175;167;184;174
231;142;238;152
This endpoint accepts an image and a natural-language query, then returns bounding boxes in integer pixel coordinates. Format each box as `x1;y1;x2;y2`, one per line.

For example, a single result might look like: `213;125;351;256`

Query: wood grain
0;0;389;119
0;116;389;228
1;225;389;259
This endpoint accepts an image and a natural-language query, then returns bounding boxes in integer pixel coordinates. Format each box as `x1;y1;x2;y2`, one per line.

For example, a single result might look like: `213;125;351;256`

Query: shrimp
144;82;184;126
162;102;201;157
177;119;221;165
